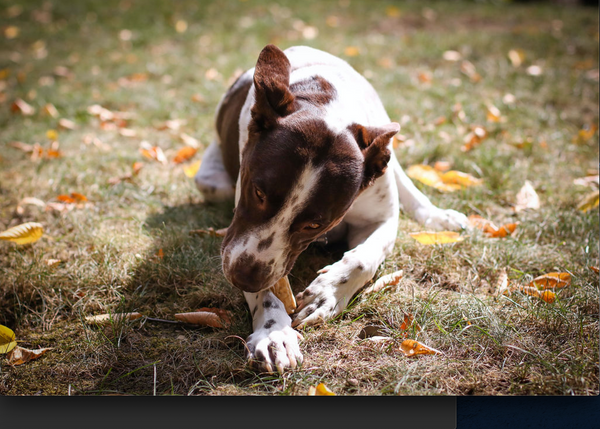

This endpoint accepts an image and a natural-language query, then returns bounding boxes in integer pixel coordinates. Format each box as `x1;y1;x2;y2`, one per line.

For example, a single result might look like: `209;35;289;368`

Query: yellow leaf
439;170;483;187
344;46;360;57
577;190;599;212
183;159;202;178
518;286;555;303
84;312;143;325
0;325;17;354
409;231;464;245
46;129;59;140
530;272;571;290
0;222;44;245
308;383;336;396
399;339;442;357
7;346;53;366
406;164;444;187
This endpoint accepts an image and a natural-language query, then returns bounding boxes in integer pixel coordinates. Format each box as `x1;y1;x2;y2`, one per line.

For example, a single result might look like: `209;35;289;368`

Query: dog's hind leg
194;139;236;202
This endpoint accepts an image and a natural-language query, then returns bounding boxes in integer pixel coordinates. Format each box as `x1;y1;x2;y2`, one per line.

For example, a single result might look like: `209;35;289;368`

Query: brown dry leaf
308;383;336;396
58;118;77;130
7;346;53;366
409;231;464;245
132;162;144;175
11;98;35;115
156;248;164;260
16;197;46;214
530;272;571;290
0;222;44;245
173;146;197;164
443;50;462;62
46;259;61;267
577;190;599;212
573;174;599;188
418;71;432;83
514;180;540;212
174;308;232;328
363;270;403;294
590;266;599;274
84;312;143;325
189;227;228;237
180;133;200;148
494;269;511;297
460;60;482;82
400;339;442;357
43;103;59;118
461;126;488;152
399;313;420;333
508;49;525;67
573;124;598;144
139;142;167;164
486;104;503;123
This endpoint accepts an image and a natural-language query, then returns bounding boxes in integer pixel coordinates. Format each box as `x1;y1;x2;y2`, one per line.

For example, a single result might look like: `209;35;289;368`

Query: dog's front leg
244;290;303;373
293;216;398;328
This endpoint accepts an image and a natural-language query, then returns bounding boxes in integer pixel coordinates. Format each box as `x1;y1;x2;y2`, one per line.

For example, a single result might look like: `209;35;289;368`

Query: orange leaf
363;270;403;294
308;383;336;396
518;286;556;303
530;272;571;290
173;146;197;164
590;266;599;274
132;161;144;175
400;339;442;357
11;98;35;115
56;194;76;204
486;222;519;238
439;170;483;187
174;308;232;328
70;192;87;202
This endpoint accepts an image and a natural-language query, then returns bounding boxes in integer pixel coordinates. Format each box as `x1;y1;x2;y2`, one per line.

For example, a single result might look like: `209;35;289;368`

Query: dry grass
0;0;598;396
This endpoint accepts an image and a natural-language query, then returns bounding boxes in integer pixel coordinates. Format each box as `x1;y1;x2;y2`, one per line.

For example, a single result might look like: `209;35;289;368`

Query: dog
195;45;467;373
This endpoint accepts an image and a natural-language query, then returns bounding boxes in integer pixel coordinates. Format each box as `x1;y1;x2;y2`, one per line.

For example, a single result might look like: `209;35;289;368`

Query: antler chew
270;276;296;314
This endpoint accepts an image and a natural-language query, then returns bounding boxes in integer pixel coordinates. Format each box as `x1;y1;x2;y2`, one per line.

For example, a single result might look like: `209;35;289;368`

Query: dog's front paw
292;280;342;328
246;325;303;374
414;206;468;231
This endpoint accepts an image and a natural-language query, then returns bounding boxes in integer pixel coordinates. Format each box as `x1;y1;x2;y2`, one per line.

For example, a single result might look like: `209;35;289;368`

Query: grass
0;0;598;396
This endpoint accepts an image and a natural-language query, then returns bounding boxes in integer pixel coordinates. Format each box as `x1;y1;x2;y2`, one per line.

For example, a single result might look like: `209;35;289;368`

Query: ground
0;0;598;396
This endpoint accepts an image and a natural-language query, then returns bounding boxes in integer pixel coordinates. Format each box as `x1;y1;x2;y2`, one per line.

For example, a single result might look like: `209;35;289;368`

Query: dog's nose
228;262;270;293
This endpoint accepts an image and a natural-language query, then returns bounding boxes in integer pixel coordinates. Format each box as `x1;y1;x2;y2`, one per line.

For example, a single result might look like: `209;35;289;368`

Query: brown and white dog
195;45;467;373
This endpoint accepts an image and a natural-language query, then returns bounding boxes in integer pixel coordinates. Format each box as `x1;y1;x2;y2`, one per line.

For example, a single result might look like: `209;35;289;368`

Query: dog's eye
254;187;266;202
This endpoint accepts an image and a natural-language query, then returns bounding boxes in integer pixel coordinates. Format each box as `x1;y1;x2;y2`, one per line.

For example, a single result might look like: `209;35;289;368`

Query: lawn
0;0;598;396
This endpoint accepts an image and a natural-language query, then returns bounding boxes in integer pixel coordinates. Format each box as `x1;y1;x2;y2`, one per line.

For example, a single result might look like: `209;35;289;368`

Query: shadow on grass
89;198;348;395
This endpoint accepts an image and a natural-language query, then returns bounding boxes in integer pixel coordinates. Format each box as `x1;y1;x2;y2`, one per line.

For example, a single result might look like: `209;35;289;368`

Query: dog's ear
349;122;400;189
251;45;296;129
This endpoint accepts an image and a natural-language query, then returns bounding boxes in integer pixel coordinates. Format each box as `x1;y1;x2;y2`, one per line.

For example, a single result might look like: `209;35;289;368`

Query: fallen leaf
16;197;46;214
308;383;336;396
434;161;452;172
573;174;599;188
4;25;20;39
46;258;61;267
175;19;188;33
514;180;540;212
590;266;599;274
460;60;481;82
11;98;35;115
399;313;420;333
409;231;464;245
0;222;44;245
461;126;488;152
495;270;511;297
7;346;53;366
58;118;77;130
406;164;462;192
399;339;442;357
363;270;403;294
0;325;17;354
43;103;59;118
189;227;228;237
84;312;143;325
577;190;599;212
119;128;136;137
486;222;519;238
439;170;483;187
57;194;76;203
183;159;202;178
508;49;525;67
526;65;543;76
518;286;556;303
486;104;503;123
418;71;432;83
173;146;197;164
139;142;167;164
132;162;144;175
156;248;164;260
157;119;186;131
530;272;571;290
443;50;462;62
179;132;200;148
344;46;360;57
573;124;598;144
174;308;232;328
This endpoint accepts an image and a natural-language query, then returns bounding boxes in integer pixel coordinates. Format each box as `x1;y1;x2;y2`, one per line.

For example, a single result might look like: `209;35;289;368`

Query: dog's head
222;45;399;293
